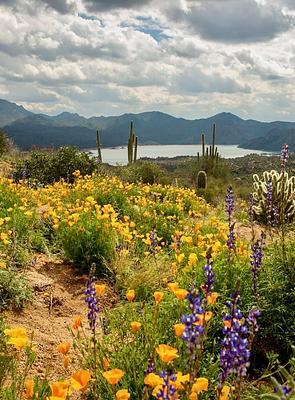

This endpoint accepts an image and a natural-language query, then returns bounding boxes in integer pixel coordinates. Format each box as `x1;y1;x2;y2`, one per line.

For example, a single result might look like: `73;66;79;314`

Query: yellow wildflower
174;288;189;301
70;370;91;392
116;389;130;400
102;369;125;385
173;323;186;337
156;344;178;363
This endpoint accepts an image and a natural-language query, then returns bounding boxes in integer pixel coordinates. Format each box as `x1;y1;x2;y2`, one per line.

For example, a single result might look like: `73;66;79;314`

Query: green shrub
57;212;117;274
0;269;32;311
117;161;170;185
13;146;97;185
0;181;35;267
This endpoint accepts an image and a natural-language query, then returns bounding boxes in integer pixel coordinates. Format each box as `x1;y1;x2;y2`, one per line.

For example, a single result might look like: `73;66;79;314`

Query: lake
87;145;272;165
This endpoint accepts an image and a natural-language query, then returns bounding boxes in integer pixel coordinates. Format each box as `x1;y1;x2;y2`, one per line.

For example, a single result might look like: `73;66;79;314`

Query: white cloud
0;0;294;121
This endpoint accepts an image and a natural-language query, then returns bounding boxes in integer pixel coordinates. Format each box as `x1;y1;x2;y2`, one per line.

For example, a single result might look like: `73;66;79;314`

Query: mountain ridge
0;99;294;151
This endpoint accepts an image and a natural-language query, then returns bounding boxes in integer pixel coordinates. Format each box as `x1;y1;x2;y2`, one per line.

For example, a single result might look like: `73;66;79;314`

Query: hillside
0;99;32;126
239;128;295;151
1;99;295;150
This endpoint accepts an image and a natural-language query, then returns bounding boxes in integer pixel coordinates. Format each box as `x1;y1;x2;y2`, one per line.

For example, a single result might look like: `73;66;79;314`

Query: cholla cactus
252;170;295;224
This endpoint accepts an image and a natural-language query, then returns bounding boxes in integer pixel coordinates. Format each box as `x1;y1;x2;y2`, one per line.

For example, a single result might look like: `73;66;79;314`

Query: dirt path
4;255;109;380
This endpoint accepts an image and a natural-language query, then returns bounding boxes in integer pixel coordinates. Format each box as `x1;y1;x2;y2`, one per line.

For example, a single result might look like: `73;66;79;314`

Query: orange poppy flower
173;323;186;337
49;382;69;400
207;292;219;305
130;321;142;333
194;312;213;326
103;357;110;370
23;379;34;399
191;377;209;394
102;369;125;385
156;344;179;363
167;282;179;292
63;355;70;369
72;316;82;330
224;320;232;328
57;342;71;355
70;370;91;392
95;284;106;296
4;327;28;350
115;389;130;400
219;385;231;400
126;290;135;302
174;288;189;301
144;373;163;387
153;291;164;305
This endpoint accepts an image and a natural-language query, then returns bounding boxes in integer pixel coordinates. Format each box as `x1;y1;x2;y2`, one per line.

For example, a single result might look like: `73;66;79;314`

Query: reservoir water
87;145;272;165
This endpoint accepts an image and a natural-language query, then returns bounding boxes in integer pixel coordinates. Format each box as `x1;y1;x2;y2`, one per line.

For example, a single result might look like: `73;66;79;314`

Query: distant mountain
0;99;33;126
0;99;294;151
239;128;295;151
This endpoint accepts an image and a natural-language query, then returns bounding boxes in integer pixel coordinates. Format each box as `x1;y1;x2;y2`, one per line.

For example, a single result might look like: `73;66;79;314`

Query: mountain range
0;99;294;151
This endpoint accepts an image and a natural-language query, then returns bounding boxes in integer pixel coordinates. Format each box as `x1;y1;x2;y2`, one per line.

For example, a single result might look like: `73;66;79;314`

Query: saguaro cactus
96;130;102;163
197;170;208;189
127;121;138;164
198;124;219;172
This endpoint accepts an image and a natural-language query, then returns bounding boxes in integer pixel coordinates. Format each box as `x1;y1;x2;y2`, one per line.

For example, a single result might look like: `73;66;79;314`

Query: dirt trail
5;255;93;379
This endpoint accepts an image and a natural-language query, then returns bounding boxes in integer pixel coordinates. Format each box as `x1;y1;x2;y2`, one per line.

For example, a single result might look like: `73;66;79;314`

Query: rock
26;270;54;292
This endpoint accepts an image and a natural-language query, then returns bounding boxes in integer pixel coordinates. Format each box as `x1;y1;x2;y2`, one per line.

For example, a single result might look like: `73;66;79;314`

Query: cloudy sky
0;0;294;121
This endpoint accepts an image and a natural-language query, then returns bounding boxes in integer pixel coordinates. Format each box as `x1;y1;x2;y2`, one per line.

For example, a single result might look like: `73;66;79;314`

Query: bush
0;269;32;311
13;146;97;185
117;161;170;185
57;207;117;274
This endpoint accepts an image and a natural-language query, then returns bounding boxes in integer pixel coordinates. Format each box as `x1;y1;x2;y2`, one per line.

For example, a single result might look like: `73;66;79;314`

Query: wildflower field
0;146;295;400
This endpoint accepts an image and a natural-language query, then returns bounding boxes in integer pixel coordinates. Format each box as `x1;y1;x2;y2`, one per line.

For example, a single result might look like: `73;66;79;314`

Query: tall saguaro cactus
127;121;138;164
198;123;219;172
96;130;102;164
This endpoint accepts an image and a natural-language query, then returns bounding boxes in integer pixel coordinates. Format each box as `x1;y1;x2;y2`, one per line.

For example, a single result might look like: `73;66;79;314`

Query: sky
0;0;294;121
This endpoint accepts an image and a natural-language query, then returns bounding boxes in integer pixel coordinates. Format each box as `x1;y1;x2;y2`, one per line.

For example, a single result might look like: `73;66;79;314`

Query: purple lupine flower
115;243;122;253
248;194;255;223
150;230;158;255
226;224;236;253
22;168;28;181
84;265;100;332
280;143;289;170
226;186;234;218
226;186;236;256
250;232;266;297
247;308;260;334
156;370;177;400
275;385;293;399
180;287;205;361
219;289;250;383
202;253;215;297
144;356;155;375
247;307;261;347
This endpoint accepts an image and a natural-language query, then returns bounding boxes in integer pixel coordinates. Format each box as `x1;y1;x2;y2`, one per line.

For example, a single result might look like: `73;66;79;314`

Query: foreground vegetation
0;143;294;399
